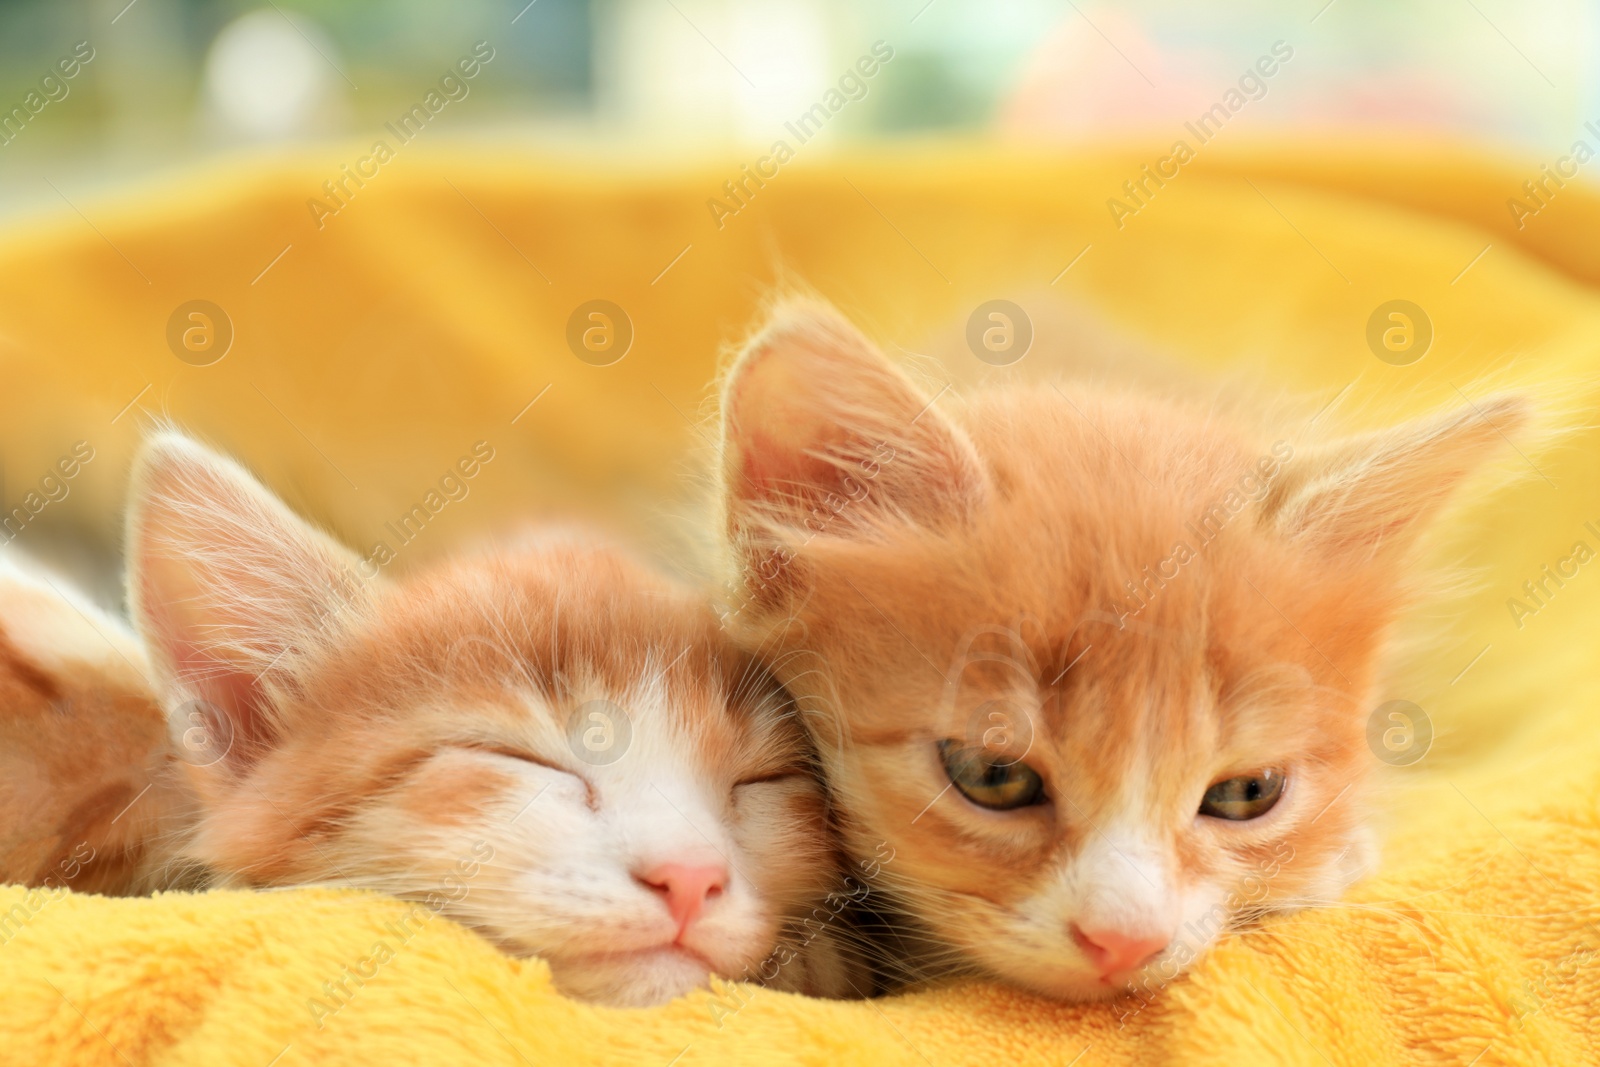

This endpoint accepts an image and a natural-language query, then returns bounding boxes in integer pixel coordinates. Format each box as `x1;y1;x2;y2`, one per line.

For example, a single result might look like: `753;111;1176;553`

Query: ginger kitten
715;299;1526;1001
0;553;193;895
127;432;859;1006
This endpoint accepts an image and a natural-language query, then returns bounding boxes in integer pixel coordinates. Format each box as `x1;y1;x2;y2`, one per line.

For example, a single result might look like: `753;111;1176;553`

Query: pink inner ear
728;346;848;497
142;571;277;770
736;421;850;500
724;304;989;542
741;439;813;497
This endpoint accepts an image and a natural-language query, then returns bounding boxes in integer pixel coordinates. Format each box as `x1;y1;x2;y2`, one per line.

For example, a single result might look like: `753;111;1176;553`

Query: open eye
1199;769;1286;821
938;740;1045;811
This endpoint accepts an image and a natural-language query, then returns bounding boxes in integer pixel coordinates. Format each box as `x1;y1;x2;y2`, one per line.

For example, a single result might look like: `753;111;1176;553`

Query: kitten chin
546;947;724;1008
716;296;1529;1001
124;430;868;1006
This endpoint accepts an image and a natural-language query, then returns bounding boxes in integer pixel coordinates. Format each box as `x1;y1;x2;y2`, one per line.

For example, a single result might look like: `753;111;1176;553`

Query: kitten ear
1264;395;1529;560
126;432;373;773
719;299;987;554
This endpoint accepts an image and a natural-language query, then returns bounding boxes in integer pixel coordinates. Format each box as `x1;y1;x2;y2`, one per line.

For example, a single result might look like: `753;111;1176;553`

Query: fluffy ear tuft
1265;395;1530;561
719;299;987;558
126;431;373;774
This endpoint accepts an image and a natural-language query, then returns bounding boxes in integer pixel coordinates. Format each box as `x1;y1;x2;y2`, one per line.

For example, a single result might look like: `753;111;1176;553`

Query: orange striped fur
126;432;862;1006
0;554;193;896
717;299;1527;1000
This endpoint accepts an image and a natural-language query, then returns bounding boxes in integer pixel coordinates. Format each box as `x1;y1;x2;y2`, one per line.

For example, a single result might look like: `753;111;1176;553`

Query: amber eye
1199;770;1286;821
938;740;1045;811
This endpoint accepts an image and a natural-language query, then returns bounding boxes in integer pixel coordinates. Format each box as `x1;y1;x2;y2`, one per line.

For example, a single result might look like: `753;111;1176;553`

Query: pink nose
637;863;728;933
1071;924;1170;978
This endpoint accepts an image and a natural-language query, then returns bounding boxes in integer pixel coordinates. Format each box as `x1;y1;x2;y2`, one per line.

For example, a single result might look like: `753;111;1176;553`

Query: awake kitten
127;432;859;1006
715;299;1527;1001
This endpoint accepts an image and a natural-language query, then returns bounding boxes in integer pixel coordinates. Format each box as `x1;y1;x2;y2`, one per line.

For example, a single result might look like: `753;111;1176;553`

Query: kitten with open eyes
126;431;860;1007
715;299;1527;1002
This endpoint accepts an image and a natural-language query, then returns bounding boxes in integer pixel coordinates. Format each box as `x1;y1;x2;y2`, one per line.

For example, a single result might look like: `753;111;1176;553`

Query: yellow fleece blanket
2;139;1599;1065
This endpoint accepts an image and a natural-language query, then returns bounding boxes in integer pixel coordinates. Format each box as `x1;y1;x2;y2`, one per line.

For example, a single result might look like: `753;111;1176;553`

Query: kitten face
717;300;1524;1000
127;433;852;1007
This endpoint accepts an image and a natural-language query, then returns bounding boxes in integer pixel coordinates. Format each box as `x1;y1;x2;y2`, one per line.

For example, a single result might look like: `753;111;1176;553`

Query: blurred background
1;0;1597;215
0;0;1595;766
2;0;1598;604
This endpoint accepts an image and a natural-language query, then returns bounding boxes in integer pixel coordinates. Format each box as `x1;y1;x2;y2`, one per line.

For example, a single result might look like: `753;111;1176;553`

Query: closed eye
734;768;807;788
455;741;568;773
454;743;599;811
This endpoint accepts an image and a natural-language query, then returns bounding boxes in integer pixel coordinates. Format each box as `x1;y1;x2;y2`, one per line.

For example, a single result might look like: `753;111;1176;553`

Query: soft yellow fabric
2;139;1598;1065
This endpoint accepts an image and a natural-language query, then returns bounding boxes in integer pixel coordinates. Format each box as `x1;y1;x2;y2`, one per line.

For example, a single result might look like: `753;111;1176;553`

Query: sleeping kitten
715;299;1526;1001
0;552;193;895
127;431;860;1006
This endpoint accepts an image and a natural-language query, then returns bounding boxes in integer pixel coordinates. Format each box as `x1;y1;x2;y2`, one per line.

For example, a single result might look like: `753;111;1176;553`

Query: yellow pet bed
2;138;1598;1065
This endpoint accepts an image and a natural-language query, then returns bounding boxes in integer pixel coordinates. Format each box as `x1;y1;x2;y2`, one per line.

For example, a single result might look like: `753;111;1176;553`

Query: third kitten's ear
719;299;987;550
1264;395;1530;561
127;432;373;773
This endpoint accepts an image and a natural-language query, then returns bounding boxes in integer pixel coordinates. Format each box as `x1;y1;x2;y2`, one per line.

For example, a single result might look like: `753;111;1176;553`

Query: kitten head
717;300;1526;1000
127;432;853;1006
